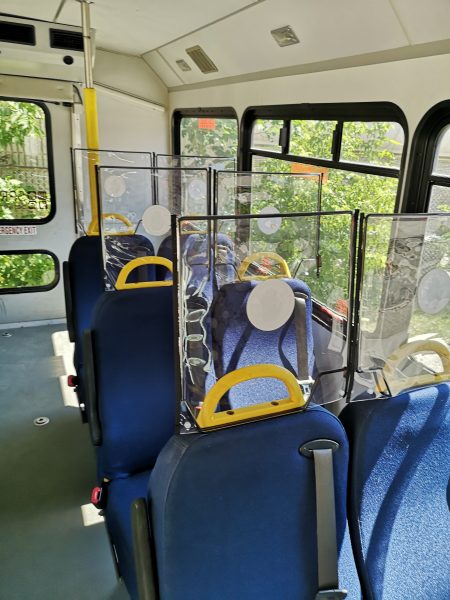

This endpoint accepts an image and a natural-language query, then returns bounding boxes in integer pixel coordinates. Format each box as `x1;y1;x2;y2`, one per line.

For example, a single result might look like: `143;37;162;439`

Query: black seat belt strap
300;439;347;600
294;293;309;381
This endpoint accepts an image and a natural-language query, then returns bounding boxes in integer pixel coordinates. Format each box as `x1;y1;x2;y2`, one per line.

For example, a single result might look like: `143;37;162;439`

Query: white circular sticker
246;279;295;331
104;175;126;198
142;205;171;236
417;268;450;315
188;178;207;201
258;206;282;235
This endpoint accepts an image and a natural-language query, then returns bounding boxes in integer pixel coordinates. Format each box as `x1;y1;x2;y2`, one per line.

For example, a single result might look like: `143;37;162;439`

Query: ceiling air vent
0;20;35;45
185;45;218;74
176;59;191;72
50;28;83;52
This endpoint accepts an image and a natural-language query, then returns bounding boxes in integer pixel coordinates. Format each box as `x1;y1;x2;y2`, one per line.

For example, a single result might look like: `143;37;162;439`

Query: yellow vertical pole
79;0;100;234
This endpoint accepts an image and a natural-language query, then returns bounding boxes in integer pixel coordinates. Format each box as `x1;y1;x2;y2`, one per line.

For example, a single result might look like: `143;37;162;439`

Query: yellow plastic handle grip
116;257;173;290
87;213;134;236
196;364;305;430
382;339;450;396
237;252;291;281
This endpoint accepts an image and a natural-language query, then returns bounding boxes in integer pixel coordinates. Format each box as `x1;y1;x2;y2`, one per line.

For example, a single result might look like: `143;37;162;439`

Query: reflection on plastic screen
355;213;450;399
156;154;236;171
214;170;322;216
176;211;355;431
97;166;156;290
154;167;210;217
72;149;152;234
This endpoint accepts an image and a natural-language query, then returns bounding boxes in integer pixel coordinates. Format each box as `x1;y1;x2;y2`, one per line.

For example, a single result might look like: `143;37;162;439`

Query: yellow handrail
237;252;291;281
87;213;134;236
116;256;173;290
197;364;305;430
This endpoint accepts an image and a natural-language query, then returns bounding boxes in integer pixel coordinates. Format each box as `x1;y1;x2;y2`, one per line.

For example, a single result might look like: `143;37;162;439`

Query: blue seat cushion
211;278;314;408
149;406;361;600
105;470;152;600
93;287;175;479
341;382;450;600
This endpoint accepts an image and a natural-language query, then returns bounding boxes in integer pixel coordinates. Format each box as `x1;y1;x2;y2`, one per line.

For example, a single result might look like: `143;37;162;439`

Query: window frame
0;249;60;295
0;97;56;225
172;107;239;156
404;100;450;213
240;102;408;211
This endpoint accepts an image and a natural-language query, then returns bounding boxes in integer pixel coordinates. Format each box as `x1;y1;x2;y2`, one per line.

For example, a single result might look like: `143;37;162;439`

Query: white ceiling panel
57;0;261;56
158;0;408;85
143;51;185;88
391;0;450;45
0;0;60;22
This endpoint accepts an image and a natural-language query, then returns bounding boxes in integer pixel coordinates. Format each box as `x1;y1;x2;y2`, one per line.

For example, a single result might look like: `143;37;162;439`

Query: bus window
244;104;407;214
173;109;238;159
0;100;54;223
0;251;58;293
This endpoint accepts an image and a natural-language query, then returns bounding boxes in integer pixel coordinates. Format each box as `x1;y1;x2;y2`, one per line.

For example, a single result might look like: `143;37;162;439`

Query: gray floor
0;325;129;600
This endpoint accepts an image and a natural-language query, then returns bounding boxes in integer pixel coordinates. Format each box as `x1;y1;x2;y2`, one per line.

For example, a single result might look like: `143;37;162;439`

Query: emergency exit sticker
0;225;37;235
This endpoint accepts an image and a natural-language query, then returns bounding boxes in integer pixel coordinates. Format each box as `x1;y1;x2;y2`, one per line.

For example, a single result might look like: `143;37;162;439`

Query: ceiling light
186;45;218;74
271;25;300;47
176;59;191;72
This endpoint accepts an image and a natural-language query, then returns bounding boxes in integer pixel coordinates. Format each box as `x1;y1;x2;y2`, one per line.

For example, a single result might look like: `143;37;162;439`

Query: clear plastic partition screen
214;170;322;216
356;213;450;398
97;166;156;290
176;211;356;432
72;149;152;234
154;167;210;217
156;154;236;170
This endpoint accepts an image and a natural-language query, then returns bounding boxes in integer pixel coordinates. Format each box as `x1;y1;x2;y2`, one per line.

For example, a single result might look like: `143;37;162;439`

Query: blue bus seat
156;235;173;280
64;234;155;414
84;286;175;479
83;285;175;598
105;234;155;289
211;278;314;409
340;382;450;599
146;406;361;600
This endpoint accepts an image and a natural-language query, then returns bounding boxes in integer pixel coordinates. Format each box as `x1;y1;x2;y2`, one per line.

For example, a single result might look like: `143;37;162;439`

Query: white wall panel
392;0;450;45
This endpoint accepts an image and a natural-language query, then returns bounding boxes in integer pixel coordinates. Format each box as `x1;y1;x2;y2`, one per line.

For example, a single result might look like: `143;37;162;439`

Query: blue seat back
211;278;314;408
104;234;155;289
341;382;450;600
90;287;175;479
68;236;104;372
149;407;361;600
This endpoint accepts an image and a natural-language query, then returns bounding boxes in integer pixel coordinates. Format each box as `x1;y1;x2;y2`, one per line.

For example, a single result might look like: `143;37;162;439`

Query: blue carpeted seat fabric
92;287;175;479
211;278;314;408
105;469;152;600
341;382;450;600
149;406;361;600
156;235;174;281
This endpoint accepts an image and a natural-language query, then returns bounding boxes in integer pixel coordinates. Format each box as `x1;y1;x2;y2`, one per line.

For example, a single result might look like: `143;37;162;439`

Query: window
0;99;55;224
0;251;59;293
173;108;238;159
405;101;450;213
242;103;407;214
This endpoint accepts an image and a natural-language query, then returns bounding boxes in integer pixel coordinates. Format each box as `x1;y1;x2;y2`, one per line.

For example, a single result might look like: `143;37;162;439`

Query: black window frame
240;102;408;211
0;249;60;295
404;100;450;213
0;97;56;225
172;107;239;156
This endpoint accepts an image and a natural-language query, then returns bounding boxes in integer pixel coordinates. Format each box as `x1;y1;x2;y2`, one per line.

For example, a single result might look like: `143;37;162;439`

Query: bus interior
0;1;449;599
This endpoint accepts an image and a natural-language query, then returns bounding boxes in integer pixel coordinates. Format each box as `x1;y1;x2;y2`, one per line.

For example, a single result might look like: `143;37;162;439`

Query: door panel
0;102;76;325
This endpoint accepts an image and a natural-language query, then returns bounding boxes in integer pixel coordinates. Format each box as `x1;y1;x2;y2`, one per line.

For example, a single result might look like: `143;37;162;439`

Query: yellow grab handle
116;256;173;290
382;339;450;396
88;213;134;236
237;252;291;281
197;364;305;430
